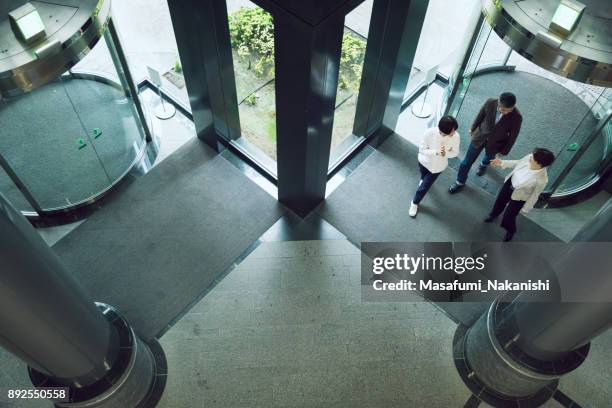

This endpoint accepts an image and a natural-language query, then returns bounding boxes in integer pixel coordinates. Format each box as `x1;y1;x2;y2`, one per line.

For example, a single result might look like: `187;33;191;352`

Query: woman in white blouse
486;148;556;241
409;116;460;218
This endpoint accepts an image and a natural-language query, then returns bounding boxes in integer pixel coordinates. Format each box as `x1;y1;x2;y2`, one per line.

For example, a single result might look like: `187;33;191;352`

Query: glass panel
228;2;277;162
65;35;147;182
70;30;119;82
506;51;610;194
329;3;371;165
397;3;482;144
0;29;148;213
111;0;189;156
553;91;612;194
556;118;611;193
0;76;110;210
444;18;611;198
445;20;493;118
408;0;481;99
111;1;181;90
475;27;510;69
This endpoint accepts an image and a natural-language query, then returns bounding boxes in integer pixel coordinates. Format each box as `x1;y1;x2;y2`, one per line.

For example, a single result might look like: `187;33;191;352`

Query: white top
417;127;460;174
500;154;548;213
511;162;543;189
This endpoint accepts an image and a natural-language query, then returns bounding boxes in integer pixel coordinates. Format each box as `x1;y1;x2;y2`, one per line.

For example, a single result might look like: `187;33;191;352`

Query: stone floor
527;191;611;242
2;2;611;407
3;232;611;407
156;239;612;407
138;88;196;165
157;240;472;408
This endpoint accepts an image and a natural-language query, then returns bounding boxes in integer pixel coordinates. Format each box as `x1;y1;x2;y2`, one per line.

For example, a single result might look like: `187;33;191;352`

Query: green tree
229;8;275;77
229;7;366;90
339;33;366;91
244;93;258;106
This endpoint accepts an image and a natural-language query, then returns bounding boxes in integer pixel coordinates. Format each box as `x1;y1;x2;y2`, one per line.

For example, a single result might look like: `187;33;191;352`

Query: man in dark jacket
449;92;522;194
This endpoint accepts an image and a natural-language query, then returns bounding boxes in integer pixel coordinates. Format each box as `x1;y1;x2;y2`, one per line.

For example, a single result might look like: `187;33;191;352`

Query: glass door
441;16;612;202
67;33;147;184
549;91;612;197
0;75;111;211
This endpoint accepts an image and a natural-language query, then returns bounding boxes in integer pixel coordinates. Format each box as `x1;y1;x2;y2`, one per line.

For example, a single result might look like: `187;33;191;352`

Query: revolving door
0;0;150;217
442;0;611;204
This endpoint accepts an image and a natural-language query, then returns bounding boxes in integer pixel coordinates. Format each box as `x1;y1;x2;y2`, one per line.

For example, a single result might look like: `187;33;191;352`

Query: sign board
147;66;162;88
425;64;439;85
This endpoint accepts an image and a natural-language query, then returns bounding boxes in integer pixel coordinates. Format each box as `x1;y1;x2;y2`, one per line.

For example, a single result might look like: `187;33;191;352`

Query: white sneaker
409;202;418;218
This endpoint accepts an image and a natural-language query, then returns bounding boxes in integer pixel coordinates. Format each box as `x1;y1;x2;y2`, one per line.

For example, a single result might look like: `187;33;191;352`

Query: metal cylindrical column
458;202;612;403
509;200;612;361
0;195;118;386
0;193;163;406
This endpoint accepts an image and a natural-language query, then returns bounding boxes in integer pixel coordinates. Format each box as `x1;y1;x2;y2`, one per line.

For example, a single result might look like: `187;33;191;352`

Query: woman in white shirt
486;148;556;241
410;116;460;218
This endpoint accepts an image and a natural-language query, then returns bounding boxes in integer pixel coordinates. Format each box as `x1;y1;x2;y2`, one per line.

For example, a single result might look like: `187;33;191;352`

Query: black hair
499;92;517;108
438;115;459;135
532;148;555;167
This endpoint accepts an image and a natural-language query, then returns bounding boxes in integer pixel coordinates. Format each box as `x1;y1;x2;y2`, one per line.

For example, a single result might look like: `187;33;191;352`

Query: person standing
449;92;522;194
410;116;460;218
485;148;555;241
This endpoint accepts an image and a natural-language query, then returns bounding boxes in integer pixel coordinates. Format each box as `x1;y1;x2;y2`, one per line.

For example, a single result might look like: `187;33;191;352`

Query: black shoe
503;231;515;242
484;215;497;223
448;183;464;194
476;165;487;176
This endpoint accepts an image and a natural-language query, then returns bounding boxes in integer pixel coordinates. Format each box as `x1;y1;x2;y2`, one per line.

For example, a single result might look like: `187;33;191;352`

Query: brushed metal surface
482;0;612;86
0;0;110;96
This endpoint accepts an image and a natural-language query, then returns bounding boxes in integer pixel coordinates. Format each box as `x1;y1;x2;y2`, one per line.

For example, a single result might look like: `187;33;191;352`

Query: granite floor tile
157;240;610;408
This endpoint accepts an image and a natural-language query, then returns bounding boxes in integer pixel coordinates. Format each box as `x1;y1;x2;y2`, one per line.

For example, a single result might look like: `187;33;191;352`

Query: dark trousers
490;179;525;234
456;141;496;184
413;163;441;204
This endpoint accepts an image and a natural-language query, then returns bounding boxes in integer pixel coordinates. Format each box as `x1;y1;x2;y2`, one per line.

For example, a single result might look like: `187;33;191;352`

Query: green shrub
174;59;182;73
229;7;366;90
267;118;276;141
339;34;366;91
244;93;258;106
229;8;275;77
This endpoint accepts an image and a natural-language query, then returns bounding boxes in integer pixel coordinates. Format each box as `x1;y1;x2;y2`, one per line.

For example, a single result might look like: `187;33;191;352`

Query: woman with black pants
485;148;555;241
409;116;460;218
